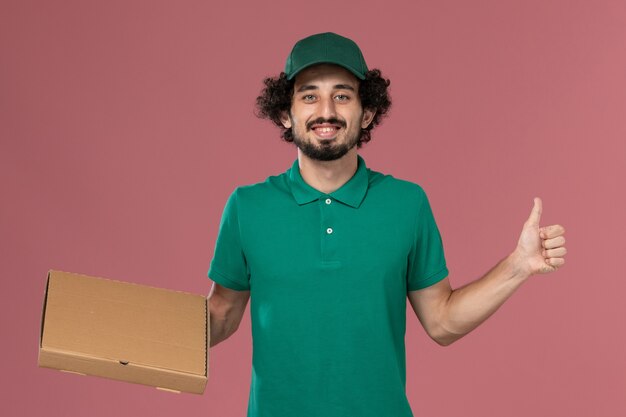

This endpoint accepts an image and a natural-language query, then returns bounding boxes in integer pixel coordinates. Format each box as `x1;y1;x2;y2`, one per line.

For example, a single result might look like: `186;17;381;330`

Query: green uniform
208;155;448;417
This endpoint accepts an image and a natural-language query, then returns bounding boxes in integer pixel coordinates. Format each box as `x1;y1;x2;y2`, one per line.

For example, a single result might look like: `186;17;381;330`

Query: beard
290;116;362;161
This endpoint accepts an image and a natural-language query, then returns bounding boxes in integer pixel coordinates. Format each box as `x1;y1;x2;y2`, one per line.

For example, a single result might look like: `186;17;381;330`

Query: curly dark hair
255;68;391;148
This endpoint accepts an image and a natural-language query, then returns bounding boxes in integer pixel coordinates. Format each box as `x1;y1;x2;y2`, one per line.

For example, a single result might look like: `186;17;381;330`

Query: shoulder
366;167;429;205
227;170;291;204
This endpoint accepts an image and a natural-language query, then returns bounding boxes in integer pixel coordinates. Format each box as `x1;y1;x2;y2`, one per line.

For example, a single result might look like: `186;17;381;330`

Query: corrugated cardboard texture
39;270;208;394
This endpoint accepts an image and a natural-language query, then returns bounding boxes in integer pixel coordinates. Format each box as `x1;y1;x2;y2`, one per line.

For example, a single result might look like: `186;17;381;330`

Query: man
207;32;566;417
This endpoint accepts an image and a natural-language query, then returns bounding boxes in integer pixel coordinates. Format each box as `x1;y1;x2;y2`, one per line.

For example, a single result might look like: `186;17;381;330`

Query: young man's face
281;64;375;161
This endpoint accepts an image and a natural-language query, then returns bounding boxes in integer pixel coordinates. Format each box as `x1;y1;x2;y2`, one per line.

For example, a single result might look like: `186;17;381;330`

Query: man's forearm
440;251;531;345
208;296;245;348
209;312;231;347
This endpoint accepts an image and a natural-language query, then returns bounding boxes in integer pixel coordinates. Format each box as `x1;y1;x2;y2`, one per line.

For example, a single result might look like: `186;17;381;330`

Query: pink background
1;0;625;416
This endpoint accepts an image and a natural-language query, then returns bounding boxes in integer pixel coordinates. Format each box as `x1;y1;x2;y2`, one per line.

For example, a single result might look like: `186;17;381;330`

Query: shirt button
326;227;333;234
325;198;332;205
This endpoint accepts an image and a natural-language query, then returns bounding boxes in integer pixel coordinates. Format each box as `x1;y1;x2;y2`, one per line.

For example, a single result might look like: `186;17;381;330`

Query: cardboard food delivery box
38;270;209;394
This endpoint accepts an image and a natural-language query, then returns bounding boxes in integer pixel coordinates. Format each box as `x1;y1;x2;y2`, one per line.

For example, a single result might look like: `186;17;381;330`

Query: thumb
526;197;542;226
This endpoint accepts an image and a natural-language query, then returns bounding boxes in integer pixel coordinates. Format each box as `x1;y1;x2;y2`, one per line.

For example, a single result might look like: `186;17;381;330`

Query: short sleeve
407;188;449;291
208;189;251;291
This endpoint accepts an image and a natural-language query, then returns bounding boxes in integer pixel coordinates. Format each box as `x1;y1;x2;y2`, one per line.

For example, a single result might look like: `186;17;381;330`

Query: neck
297;148;358;194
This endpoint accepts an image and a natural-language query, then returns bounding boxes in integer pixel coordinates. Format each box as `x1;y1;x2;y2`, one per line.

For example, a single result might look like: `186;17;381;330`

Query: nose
318;96;337;119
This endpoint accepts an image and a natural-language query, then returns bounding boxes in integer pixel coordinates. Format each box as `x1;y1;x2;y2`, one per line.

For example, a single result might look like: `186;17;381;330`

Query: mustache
306;117;347;130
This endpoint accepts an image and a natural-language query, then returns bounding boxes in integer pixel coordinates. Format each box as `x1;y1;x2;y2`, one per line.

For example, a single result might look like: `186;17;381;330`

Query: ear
280;111;292;129
361;108;376;129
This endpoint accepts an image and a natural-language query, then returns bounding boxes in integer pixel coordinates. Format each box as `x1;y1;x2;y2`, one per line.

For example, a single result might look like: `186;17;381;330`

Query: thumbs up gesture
514;197;567;276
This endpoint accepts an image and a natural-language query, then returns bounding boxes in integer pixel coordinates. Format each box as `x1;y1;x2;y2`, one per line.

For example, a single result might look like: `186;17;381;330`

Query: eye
334;94;350;101
302;94;316;102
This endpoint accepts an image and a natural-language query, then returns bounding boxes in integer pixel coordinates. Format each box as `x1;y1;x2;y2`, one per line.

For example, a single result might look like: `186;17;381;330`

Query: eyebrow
296;84;356;93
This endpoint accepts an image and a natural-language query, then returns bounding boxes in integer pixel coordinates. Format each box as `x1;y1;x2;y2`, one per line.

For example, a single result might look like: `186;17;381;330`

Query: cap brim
287;60;366;80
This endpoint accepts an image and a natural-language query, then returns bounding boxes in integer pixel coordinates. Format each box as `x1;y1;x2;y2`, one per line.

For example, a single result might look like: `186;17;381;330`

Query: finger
526;197;542;226
542;236;566;249
540;224;565;239
542;247;567;258
546;257;565;268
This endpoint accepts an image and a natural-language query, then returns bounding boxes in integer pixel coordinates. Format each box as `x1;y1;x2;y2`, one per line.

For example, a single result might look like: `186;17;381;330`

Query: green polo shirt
208;155;448;417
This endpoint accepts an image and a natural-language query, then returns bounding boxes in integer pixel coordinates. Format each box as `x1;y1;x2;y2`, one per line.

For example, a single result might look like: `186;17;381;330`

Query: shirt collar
288;155;369;208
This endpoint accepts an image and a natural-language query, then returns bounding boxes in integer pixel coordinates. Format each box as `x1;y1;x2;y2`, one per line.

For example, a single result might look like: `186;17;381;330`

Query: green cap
284;32;368;80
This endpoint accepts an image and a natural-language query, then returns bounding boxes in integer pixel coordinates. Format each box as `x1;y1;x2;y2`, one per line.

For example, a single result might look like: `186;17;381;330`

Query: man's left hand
513;197;567;276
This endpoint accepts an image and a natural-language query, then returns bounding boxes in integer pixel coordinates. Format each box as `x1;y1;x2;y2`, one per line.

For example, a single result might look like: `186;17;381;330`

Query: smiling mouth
311;124;341;139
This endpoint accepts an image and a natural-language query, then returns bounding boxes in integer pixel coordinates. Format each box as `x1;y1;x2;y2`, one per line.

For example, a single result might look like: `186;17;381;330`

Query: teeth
316;127;336;132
